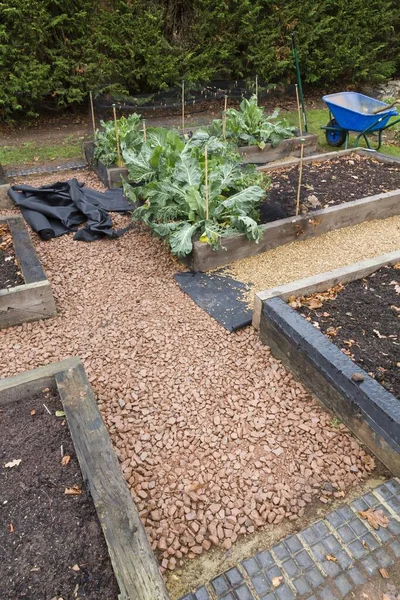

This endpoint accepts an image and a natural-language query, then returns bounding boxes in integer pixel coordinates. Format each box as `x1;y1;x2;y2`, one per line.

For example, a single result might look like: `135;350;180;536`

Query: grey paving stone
272;542;290;561
374;548;394;568
333;573;353;597
259;594;276;600
386;479;400;495
362;492;380;507
360;555;379;575
317;586;338;600
275;584;295;600
323;535;342;554
235;585;254;600
348;517;369;536
302;526;319;546
281;558;300;578
327;510;345;529
377;483;395;500
242;557;260;576
256;550;275;570
305;566;325;588
225;567;243;587
295;549;314;570
313;520;330;539
195;587;210;600
337;506;354;521
347;539;368;560
180;595;195;600
293;576;312;595
220;593;235;600
306;596;318;600
373;524;393;543
347;566;366;586
333;549;353;570
389;539;400;558
336;524;357;544
266;565;282;583
360;532;380;551
285;534;303;554
212;575;230;596
311;541;327;561
387;496;400;513
322;559;342;577
388;518;400;536
251;573;270;596
351;498;369;512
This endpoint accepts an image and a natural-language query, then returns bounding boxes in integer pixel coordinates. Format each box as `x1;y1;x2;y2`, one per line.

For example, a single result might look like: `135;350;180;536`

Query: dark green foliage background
0;0;399;117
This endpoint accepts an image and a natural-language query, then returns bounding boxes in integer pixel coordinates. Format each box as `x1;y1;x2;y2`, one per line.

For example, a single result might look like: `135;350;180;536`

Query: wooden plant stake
143;119;147;142
182;80;185;135
205;145;209;220
89;91;96;137
222;95;228;139
255;75;259;102
295;84;305;216
112;104;124;167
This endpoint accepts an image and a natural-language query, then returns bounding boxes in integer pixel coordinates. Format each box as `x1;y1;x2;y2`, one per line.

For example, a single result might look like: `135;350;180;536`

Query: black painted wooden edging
0;215;56;329
0;358;169;600
259;297;400;475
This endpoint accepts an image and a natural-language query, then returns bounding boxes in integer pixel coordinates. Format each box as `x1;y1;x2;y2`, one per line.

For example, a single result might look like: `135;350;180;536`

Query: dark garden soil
0;224;24;290
259;154;400;223
295;264;400;399
0;389;120;600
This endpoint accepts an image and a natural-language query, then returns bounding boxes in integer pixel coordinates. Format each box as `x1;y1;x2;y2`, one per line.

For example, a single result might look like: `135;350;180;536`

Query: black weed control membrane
175;270;252;332
8;179;134;242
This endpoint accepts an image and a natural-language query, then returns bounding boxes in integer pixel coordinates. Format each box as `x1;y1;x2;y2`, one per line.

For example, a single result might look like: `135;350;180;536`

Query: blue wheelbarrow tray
322;92;400;150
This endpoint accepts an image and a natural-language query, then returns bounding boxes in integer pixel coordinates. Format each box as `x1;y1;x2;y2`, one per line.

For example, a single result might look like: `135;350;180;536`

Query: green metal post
291;32;308;133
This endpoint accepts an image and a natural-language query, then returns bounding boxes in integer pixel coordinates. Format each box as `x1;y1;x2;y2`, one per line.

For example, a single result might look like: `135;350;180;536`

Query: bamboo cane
222;95;228;139
295;84;304;217
112;104;124;167
205;145;209;220
255;75;259;102
182;80;185;135
143;119;147;142
89;91;96;136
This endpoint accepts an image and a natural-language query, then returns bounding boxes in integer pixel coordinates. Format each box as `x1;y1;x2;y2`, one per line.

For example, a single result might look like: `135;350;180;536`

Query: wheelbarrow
321;92;400;150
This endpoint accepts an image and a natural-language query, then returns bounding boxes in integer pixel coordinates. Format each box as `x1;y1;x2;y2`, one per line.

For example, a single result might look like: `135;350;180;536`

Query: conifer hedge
0;0;399;118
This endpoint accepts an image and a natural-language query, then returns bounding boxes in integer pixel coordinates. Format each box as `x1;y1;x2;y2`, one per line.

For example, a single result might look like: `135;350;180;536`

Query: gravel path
0;171;375;576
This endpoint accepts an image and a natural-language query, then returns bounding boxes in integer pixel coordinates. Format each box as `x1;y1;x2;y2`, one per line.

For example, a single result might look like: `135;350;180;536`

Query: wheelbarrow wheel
325;118;346;147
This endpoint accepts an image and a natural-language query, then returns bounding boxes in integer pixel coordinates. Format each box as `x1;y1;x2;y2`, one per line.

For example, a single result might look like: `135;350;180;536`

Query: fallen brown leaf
64;485;82;495
272;576;283;588
379;568;389;579
71;564;80;572
30;409;36;416
362;539;369;549
61;455;71;466
9;523;14;533
326;554;337;562
358;507;389;529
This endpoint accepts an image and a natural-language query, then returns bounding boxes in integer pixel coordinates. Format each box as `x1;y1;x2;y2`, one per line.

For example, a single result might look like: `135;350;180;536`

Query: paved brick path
179;479;400;600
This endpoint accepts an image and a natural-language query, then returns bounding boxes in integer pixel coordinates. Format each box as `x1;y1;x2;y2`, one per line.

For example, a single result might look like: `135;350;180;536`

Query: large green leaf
169;222;201;256
173;155;202;187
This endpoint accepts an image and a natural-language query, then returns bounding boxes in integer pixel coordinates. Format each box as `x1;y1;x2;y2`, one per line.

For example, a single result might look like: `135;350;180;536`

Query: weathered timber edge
0;358;169;600
0;184;14;210
252;249;400;329
238;132;318;164
189;187;400;272
0;215;56;329
84;141;128;188
259;297;400;476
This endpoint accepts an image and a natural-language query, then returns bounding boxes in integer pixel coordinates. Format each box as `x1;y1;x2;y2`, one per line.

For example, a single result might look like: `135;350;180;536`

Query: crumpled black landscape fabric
8;179;134;242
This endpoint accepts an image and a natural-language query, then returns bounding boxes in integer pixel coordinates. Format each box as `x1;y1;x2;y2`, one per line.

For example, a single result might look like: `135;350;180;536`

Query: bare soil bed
0;223;24;289
0;387;119;600
260;154;400;223
294;264;400;399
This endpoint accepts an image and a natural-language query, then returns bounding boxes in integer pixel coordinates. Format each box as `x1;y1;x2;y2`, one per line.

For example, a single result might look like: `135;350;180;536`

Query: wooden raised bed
188;148;400;272
257;250;400;476
84;133;318;189
0;357;169;600
0;215;56;329
238;131;318;164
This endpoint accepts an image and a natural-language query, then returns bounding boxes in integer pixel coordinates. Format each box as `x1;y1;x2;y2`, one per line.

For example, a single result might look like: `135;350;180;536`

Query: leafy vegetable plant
94;113;142;166
122;129;269;257
210;95;296;148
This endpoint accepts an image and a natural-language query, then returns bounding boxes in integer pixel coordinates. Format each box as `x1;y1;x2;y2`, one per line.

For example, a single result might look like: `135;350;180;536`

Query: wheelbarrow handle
372;101;397;114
